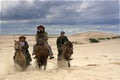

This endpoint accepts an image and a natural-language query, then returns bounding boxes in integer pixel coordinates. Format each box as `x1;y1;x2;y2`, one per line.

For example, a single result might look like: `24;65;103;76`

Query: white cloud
0;0;35;13
80;2;88;9
0;0;19;15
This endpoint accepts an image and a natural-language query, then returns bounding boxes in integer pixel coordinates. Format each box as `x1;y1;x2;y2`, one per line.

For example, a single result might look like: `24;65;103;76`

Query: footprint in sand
109;62;120;66
115;59;120;61
84;57;89;59
101;55;108;57
86;64;99;66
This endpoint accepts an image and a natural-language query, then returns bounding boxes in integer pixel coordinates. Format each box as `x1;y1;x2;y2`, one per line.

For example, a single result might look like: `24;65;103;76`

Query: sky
0;0;119;35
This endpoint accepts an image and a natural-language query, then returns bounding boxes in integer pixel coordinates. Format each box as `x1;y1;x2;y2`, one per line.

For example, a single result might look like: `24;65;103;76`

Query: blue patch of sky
1;24;119;35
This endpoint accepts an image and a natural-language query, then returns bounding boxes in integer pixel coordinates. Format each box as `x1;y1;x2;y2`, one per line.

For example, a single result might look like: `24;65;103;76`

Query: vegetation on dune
111;36;120;39
98;38;106;40
106;37;111;40
89;38;99;43
72;35;120;45
72;41;83;45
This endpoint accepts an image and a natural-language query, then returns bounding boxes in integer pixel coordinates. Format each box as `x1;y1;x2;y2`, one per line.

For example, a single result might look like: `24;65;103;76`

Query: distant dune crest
72;31;118;38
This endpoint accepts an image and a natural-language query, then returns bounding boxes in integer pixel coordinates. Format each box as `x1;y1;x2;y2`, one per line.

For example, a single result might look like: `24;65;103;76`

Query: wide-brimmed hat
19;36;26;39
37;25;45;30
60;31;65;34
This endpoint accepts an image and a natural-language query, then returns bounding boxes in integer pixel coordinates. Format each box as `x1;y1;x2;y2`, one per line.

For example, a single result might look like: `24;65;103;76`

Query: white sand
0;33;120;80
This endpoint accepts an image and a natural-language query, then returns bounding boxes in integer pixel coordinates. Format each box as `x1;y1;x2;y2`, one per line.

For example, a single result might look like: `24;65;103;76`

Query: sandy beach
0;32;120;80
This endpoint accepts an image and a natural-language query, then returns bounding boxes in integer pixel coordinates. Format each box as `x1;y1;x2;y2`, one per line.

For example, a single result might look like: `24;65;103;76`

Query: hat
19;36;26;39
60;31;65;34
37;25;45;30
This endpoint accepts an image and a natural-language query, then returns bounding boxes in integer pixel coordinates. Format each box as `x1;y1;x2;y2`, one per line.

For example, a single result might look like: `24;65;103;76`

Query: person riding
33;25;54;59
14;36;32;65
56;31;73;60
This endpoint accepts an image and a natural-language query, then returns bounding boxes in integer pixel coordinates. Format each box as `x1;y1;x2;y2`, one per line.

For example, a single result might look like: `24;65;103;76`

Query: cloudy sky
0;0;119;35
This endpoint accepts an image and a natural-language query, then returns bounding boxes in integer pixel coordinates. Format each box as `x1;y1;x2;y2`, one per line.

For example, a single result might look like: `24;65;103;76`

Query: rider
14;36;32;65
56;31;73;60
33;25;54;59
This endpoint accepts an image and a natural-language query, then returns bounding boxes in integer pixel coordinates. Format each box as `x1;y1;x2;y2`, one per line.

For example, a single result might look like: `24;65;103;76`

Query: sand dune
0;32;120;80
72;31;118;38
70;31;119;44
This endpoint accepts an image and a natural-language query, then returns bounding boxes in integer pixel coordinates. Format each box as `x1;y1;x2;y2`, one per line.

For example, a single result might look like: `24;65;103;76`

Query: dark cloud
0;0;119;34
75;1;119;25
1;0;119;25
1;1;51;20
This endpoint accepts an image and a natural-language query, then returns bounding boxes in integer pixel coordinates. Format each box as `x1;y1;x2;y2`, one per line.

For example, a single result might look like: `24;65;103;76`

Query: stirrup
49;56;54;59
33;56;36;59
69;58;73;60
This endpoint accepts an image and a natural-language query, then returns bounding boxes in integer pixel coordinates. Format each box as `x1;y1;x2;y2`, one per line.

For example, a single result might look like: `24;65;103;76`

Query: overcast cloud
0;0;119;34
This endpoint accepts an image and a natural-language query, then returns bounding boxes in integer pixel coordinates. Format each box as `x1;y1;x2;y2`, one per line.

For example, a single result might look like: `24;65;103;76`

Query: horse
60;41;73;67
34;38;49;70
14;40;27;70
